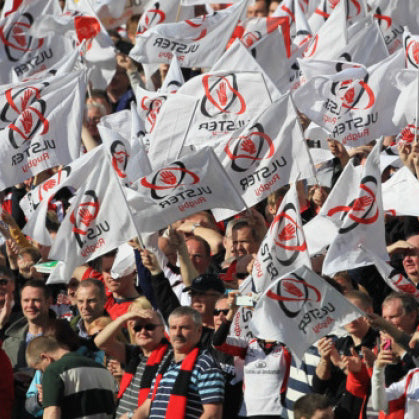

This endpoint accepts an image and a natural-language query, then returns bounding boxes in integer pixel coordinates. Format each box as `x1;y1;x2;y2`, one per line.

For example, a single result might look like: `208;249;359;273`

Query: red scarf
138;343;169;405
151;347;200;418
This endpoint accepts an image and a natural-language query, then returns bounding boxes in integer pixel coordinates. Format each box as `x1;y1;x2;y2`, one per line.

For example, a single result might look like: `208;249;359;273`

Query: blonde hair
127;297;153;343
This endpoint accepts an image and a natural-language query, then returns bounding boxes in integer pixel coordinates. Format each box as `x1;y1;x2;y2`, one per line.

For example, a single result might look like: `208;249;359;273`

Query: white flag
178;70;273;149
382;166;419;217
48;156;139;281
20;145;103;221
0;70;87;189
322;140;388;276
294;50;405;145
361;245;419;299
403;29;419;69
0;0;73;83
252;184;311;293
212;93;315;220
161;55;185;93
127;147;245;232
129;0;247;67
250;265;364;361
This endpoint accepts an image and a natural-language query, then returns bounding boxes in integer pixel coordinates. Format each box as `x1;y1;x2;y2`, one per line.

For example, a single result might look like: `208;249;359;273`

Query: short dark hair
21;279;51;300
19;247;41;264
186;236;211;258
78;278;106;301
231;219;259;242
294;394;332;419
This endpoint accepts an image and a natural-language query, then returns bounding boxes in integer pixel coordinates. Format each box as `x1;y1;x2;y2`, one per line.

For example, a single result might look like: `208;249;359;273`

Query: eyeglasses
213;309;229;316
133;323;162;332
0;279;9;286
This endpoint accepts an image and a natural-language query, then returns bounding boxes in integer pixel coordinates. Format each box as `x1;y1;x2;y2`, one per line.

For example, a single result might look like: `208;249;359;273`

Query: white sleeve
371;366;388;412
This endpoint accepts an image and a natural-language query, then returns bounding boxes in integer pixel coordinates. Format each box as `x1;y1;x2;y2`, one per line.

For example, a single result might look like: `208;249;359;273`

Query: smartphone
235;295;254;306
382;339;392;351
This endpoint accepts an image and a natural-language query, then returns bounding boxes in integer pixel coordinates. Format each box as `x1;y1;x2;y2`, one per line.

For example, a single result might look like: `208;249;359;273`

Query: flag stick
415;65;419;143
175;1;182;22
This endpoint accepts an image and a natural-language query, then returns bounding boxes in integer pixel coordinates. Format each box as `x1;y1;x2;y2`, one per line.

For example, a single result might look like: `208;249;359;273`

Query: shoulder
4;316;28;338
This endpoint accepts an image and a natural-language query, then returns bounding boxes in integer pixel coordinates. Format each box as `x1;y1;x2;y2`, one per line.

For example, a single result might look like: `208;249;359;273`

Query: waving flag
212;93;314;220
250;265;363;361
178;70;273;149
403;30;419;69
20;146;103;222
294;50;405;145
361;245;419;299
129;0;247;67
382;167;419;217
127;147;245;232
0;70;87;189
0;0;72;84
48;156;139;281
252;184;311;293
322;140;388;276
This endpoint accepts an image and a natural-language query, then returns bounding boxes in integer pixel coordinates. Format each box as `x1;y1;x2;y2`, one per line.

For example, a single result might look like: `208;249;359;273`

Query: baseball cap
183;273;225;294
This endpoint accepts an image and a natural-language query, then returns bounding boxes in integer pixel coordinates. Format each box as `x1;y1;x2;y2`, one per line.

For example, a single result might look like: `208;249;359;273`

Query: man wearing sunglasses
95;309;171;418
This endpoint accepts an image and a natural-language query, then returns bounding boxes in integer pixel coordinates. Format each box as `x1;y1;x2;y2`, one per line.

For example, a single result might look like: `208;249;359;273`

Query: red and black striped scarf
151;347;200;418
137;342;170;405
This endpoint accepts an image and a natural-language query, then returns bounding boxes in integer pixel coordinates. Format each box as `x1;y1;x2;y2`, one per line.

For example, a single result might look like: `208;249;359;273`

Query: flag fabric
21;146;104;245
0;70;87;189
161;55;185;93
251;183;311;293
322;140;388;276
127;147;245;232
48;156;139;282
178;70;273;149
0;0;72;84
137;0;194;35
129;0;247;67
38;3;116;89
98;111;152;185
294;50;405;146
382;166;419;217
360;244;419;299
20;145;103;220
212;93;314;220
250;265;364;361
403;29;419;69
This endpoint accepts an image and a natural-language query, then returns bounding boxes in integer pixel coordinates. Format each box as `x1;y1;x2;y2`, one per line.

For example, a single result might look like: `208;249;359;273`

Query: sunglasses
213;309;229;316
0;279;9;286
133;323;161;332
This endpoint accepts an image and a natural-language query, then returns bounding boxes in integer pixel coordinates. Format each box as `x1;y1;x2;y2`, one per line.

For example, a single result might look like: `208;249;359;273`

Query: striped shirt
149;349;225;419
42;352;117;419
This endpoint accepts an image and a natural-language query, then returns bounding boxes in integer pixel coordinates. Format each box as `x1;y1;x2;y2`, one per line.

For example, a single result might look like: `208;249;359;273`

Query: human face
21;286;49;323
327;139;345;158
247;0;268;18
344;297;370;337
130;313;164;352
232;226;258;258
186;239;211;274
104;272;135;298
382;298;417;334
169;315;202;355
85;106;103;140
311;407;334;419
213;298;229;330
190;290;221;318
76;285;105;325
403;236;419;282
101;254;115;284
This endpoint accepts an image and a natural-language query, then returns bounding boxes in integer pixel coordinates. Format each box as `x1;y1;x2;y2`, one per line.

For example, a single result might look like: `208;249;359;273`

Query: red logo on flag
141;95;166;134
74;16;101;44
1;85;50;149
141;161;200;200
70;190;100;248
0;13;44;62
331;76;375;112
38;166;71;202
271;202;307;266
267;273;321;318
110;140;129;179
404;35;419;68
137;2;166;34
200;74;247;118
327;175;379;233
225;123;275;172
